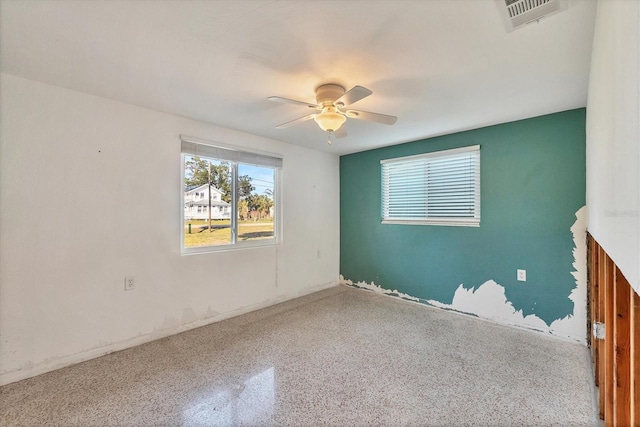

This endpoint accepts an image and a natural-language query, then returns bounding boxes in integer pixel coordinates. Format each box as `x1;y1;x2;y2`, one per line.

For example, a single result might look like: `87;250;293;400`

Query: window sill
181;238;279;255
382;219;480;227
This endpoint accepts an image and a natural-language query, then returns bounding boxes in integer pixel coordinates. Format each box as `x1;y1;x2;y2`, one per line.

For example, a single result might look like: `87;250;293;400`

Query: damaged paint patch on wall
341;206;588;343
426;280;550;333
429;206;587;342
339;276;422;303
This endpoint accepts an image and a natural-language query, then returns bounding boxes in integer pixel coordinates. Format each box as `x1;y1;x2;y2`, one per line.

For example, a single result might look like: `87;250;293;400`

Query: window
181;137;282;252
381;145;480;226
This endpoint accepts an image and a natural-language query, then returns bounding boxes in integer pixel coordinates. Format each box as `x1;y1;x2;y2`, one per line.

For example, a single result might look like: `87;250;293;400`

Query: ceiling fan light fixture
314;107;346;132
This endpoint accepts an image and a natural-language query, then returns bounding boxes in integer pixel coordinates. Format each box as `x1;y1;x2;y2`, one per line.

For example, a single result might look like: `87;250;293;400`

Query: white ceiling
0;0;596;155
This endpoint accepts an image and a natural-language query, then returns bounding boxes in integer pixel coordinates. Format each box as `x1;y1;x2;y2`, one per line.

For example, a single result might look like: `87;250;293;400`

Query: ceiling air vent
497;0;567;32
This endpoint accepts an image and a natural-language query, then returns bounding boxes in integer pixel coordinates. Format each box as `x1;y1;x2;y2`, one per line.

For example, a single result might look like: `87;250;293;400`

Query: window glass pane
238;163;275;241
183;155;232;247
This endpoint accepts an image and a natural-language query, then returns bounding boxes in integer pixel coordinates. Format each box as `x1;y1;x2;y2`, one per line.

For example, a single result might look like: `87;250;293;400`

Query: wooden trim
631;290;639;426
613;267;631;426
588;234;640;426
587;233;597;348
591;236;600;385
605;253;615;426
598;243;606;419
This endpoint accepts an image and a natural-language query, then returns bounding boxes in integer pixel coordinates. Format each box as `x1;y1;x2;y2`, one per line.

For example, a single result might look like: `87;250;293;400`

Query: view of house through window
182;139;280;251
184;157;233;246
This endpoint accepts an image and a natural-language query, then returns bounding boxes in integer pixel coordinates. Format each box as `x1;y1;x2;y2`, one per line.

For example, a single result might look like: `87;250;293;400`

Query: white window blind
381;145;480;226
181;136;283;168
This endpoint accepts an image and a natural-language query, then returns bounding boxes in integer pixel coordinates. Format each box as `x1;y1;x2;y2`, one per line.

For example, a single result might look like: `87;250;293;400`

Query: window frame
380;145;480;227
180;136;282;255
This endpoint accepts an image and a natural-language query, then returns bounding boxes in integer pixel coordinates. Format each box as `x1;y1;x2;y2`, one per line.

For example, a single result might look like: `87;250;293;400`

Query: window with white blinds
381;145;480;226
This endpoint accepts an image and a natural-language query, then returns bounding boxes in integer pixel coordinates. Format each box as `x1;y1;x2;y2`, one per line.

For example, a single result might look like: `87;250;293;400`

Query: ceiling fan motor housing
315;84;345;105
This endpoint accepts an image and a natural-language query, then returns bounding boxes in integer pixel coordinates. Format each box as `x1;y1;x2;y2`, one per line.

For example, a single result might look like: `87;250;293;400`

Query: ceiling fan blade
333;126;348;138
336;86;372;107
268;96;319;110
275;114;316;129
346;109;397;125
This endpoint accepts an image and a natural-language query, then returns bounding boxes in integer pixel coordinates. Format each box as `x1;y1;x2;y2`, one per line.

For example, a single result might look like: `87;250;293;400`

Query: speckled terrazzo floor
1;285;600;427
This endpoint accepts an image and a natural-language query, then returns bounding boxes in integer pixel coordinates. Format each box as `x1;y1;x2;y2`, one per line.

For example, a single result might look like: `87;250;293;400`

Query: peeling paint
341;206;588;343
426;280;551;333
550;205;588;340
429;206;587;342
339;276;423;303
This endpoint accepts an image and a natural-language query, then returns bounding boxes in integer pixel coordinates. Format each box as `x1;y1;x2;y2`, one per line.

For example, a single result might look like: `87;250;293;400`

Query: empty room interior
1;0;639;426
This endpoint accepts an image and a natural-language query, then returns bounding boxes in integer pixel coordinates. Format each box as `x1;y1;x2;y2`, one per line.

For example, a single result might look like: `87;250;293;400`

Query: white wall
586;0;640;294
0;74;340;385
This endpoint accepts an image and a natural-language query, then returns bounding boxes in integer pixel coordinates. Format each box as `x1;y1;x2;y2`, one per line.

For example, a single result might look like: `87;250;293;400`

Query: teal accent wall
340;109;586;325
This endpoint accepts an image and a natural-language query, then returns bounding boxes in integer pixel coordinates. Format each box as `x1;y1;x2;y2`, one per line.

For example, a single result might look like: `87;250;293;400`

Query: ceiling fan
268;84;397;142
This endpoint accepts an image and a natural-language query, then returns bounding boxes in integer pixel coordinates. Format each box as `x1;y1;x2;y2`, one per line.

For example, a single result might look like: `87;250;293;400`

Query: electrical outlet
124;276;136;291
592;321;605;340
517;269;526;282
